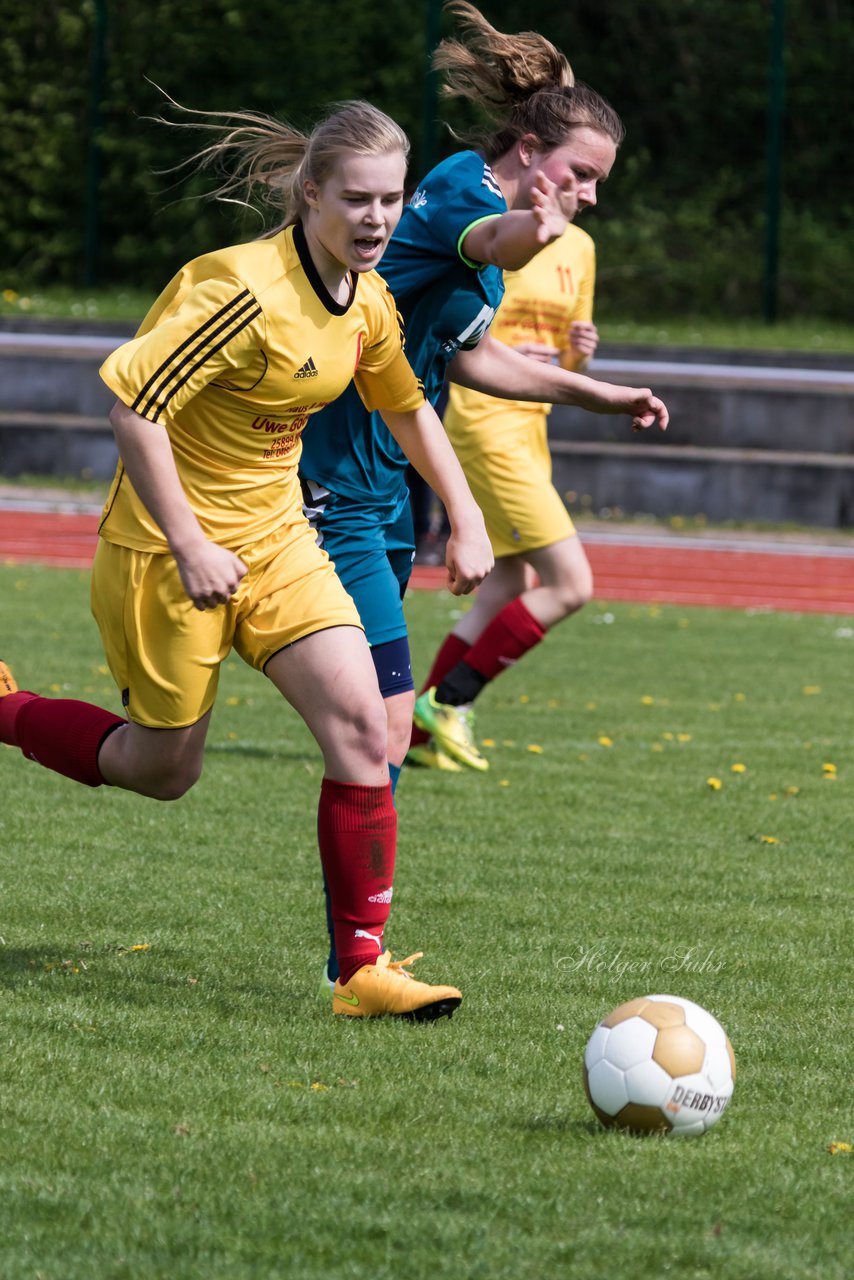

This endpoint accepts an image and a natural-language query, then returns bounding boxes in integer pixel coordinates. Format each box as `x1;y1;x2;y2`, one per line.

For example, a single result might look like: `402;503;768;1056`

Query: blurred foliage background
1;0;851;319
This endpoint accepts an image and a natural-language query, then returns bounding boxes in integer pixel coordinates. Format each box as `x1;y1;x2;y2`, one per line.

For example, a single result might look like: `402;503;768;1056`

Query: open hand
529;170;570;245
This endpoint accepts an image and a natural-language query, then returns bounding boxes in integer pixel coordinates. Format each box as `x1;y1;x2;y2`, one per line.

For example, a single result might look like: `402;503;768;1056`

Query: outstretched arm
109;399;247;609
448;335;669;432
379;401;493;595
461;171;569;271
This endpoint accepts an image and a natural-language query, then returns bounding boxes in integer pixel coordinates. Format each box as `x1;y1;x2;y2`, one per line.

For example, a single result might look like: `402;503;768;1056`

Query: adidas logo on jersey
294;356;318;379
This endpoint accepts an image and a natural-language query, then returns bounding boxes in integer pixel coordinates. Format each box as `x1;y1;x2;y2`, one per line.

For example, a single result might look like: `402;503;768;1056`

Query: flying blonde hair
152;91;409;229
434;2;624;160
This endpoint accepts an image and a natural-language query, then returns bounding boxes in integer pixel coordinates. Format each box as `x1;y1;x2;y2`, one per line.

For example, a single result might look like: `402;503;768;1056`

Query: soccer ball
583;994;735;1137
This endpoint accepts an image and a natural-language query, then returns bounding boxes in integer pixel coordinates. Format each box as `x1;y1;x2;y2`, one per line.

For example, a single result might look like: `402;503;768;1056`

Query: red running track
1;509;853;614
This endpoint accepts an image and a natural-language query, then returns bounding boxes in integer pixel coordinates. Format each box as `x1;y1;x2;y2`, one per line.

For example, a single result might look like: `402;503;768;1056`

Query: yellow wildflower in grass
707;777;722;791
519;694;530;704
734;692;746;702
759;835;779;844
731;763;747;774
130;943;150;952
677;733;692;743
310;1082;330;1092
707;702;722;712
822;762;837;775
227;731;238;740
547;698;559;708
828;1141;852;1155
784;786;800;796
585;701;597;711
598;735;613;748
641;695;654;705
661;732;674;741
225;696;240;706
481;738;496;748
2;288;19;303
768;793;778;801
801;685;821;695
527;744;543;754
502;739;515;747
652;743;664;753
499;779;510;787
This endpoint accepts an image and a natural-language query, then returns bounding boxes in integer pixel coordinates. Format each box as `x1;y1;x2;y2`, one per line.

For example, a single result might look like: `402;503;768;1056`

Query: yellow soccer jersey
99;222;424;552
445;224;595;460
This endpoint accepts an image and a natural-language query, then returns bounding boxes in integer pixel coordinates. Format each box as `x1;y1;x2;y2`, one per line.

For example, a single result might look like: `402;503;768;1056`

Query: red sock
317;778;397;985
4;692;125;787
463;597;546;681
411;632;469;747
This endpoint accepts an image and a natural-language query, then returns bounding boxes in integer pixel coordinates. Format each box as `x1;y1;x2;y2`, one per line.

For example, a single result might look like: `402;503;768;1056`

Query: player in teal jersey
296;3;670;986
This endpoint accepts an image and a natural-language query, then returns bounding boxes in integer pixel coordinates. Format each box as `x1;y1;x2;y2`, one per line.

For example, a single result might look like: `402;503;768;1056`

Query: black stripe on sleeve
146;306;263;420
131;288;253;416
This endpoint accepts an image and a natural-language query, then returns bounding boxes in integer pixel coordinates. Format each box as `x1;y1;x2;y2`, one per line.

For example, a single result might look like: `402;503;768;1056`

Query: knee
348;699;390;768
568;575;594;613
386;711;415;763
554;565;594;616
143;758;203;802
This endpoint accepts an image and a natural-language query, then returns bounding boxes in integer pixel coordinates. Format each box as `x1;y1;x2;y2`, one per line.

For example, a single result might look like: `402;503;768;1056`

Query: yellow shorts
90;518;362;728
455;416;575;559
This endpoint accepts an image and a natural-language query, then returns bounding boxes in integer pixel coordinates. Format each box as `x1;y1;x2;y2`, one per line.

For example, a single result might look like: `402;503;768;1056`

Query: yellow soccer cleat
332;950;462;1021
0;660;19;697
412;688;489;772
405;740;463;772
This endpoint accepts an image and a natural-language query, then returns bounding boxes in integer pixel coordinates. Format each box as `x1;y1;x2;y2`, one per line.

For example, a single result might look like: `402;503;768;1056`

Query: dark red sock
7;693;125;787
317;778;397;985
411;631;469;747
0;690;37;746
462;597;546;681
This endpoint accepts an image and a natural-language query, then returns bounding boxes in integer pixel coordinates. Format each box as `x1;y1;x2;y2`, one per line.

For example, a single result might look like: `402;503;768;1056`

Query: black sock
435;661;488;707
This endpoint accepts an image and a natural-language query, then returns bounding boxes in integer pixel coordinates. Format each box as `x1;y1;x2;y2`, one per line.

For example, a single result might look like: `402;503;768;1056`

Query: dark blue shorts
301;479;416;693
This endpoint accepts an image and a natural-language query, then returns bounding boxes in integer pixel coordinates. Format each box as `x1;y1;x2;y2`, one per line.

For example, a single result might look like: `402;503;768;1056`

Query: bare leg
453;535;593;646
97;714;212;800
265;626;388;783
383;689;416;768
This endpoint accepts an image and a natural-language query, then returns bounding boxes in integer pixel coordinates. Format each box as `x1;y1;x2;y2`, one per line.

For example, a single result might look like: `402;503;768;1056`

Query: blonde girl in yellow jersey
0;100;495;1020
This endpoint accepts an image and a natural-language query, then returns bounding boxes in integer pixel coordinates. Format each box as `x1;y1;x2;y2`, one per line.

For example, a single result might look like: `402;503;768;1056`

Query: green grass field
1;564;851;1279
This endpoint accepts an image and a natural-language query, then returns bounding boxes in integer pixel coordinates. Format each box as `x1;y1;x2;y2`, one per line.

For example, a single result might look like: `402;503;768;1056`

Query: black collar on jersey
293;220;357;316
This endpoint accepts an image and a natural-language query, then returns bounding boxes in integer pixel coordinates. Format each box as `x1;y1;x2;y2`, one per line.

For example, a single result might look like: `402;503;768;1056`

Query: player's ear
303;178;320;209
518;134;539;168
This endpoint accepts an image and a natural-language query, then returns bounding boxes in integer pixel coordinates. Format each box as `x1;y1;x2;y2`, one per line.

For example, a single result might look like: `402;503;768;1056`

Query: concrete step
0;410;118;480
550;438;854;528
1;331;852;526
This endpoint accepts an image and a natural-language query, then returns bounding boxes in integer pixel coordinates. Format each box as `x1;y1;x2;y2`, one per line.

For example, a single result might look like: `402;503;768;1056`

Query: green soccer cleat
332;950;462;1021
412;688;489;772
405;740;463;772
